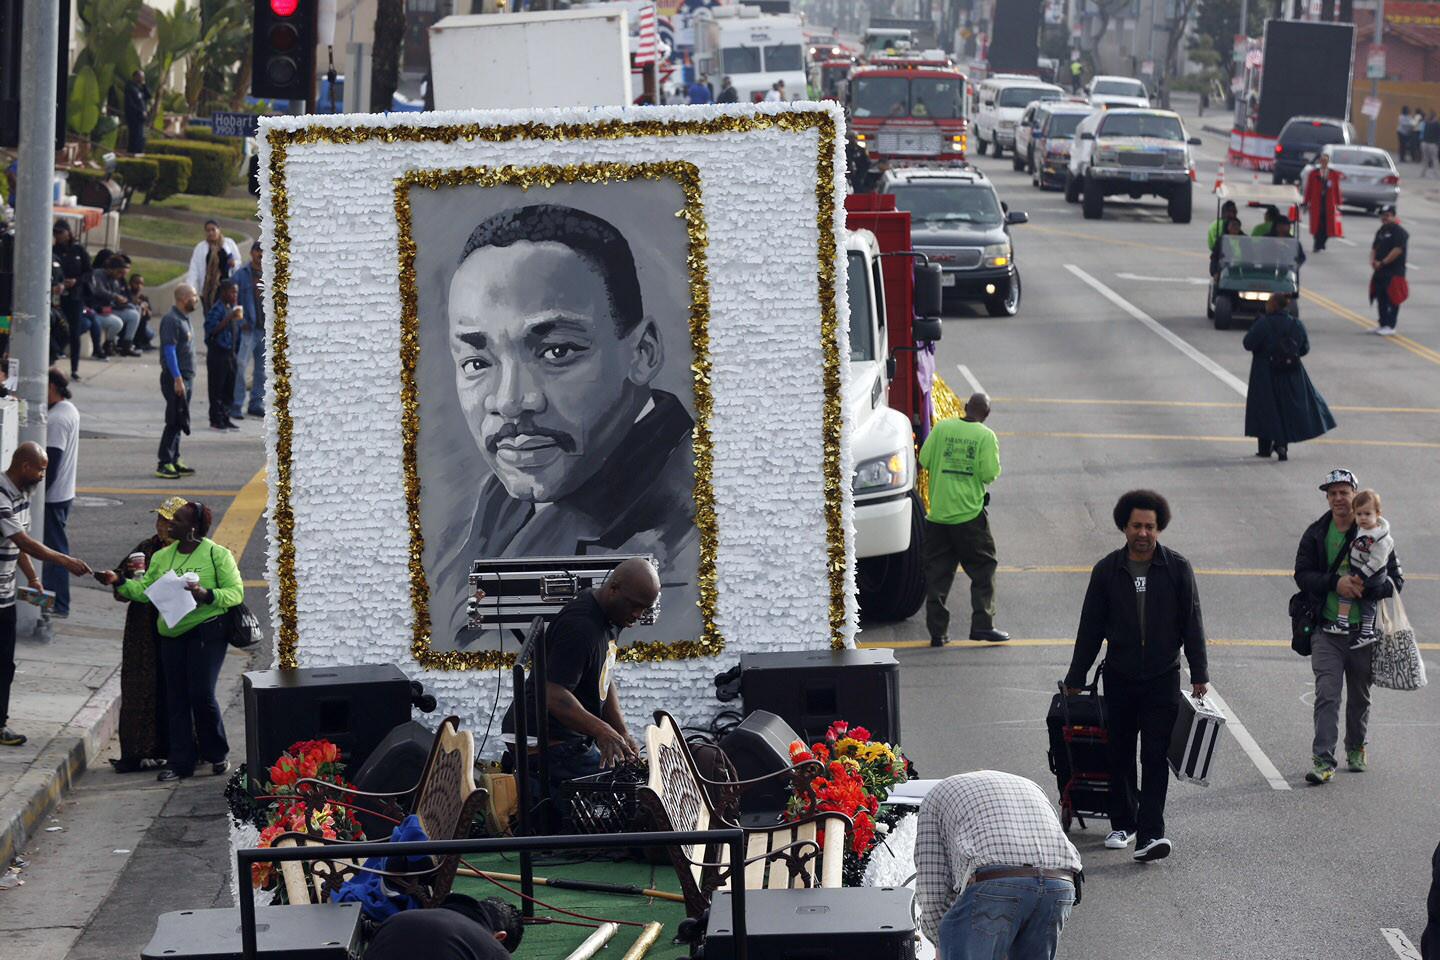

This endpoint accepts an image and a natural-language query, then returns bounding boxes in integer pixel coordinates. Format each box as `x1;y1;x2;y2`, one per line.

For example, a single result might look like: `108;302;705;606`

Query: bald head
173;283;198;312
597;558;661;628
964;392;991;422
7;441;49;490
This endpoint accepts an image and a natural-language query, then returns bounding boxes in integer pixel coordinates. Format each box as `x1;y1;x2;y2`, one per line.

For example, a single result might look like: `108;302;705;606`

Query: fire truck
848;54;969;166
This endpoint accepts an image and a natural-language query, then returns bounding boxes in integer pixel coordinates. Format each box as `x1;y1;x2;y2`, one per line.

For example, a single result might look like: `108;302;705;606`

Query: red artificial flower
812;742;831;761
826;720;849;741
848;725;872;743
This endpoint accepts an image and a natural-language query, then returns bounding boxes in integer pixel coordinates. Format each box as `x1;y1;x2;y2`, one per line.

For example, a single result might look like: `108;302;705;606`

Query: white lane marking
956;364;986;394
1116;272;1212;285
1334;237;1358;247
1381;928;1421;959
1185;671;1291;791
1065;264;1249;397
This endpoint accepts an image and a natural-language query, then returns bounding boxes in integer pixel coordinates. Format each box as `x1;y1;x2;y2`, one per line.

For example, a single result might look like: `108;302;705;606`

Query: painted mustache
484;421;577;455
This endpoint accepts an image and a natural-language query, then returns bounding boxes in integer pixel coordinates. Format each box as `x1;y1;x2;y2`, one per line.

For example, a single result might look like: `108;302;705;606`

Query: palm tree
371;0;405;113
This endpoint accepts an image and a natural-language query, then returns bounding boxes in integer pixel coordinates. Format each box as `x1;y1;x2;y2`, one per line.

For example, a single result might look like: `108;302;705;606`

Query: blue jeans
939;877;1076;960
158;617;230;777
231;326;266;414
41;500;72;615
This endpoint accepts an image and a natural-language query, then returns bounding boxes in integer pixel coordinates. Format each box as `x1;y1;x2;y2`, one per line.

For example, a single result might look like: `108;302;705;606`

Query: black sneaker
930;636;948;647
211;760;230;776
0;727;27;747
1133;837;1172;862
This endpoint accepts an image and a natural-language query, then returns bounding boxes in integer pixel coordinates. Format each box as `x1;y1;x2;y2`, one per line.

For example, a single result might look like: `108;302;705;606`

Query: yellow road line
997;429;1440;450
210;469;268;559
859;638;1440;650
997;564;1439;582
990;395;1440;415
243;579;267;589
1301;288;1440;366
77;486;244;497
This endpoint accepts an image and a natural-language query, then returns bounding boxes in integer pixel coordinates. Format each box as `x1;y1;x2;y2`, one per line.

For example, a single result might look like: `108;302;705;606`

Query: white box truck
693;7;807;103
429;9;633;111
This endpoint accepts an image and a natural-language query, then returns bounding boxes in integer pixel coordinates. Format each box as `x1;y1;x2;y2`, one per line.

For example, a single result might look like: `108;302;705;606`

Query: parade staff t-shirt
1373;221;1408;277
504;589;620;745
919;418;1001;525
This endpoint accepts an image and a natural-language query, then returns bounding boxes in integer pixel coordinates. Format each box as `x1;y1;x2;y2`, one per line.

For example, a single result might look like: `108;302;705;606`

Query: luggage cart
1046;677;1111;834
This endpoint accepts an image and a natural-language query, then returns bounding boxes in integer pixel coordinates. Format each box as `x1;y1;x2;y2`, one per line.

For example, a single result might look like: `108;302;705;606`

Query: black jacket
52;240;91;301
1065;543;1208;687
1294;511;1403;604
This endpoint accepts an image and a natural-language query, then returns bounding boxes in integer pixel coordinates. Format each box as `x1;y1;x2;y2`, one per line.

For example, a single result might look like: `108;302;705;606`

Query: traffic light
252;0;317;101
0;0;69;150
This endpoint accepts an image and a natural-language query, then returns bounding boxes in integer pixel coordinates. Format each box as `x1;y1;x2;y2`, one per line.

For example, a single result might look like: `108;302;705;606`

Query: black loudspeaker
719;710;801;817
142;902;362;959
704;888;917;960
243;665;413;788
987;0;1042;74
349;720;436;839
740;649;901;745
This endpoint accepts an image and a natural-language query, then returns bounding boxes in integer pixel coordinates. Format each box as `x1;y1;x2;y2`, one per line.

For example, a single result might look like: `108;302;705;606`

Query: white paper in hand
146;571;197;630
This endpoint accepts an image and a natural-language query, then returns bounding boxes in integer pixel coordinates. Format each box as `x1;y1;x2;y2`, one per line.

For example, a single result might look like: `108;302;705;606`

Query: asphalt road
857;125;1440;959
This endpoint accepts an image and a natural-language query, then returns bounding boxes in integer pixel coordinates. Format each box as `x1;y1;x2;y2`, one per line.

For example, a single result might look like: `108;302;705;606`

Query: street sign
1361;96;1383;119
1142;59;1154;75
211;111;259;138
1366;47;1386;79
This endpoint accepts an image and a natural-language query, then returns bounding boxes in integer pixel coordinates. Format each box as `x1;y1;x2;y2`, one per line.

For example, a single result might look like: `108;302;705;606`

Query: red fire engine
848;54;969;165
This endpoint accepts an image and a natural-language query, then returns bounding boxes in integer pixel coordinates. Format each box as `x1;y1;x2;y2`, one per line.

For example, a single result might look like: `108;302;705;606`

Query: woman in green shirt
97;501;243;781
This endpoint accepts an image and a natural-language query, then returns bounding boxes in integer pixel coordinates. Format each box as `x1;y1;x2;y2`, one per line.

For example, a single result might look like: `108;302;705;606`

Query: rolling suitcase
1168;693;1226;786
1046;670;1110;833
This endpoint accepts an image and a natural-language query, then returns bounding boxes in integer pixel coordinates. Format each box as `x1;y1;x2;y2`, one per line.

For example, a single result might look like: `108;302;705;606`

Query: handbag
1289;532;1352;656
1371;593;1426;691
211;544;262;649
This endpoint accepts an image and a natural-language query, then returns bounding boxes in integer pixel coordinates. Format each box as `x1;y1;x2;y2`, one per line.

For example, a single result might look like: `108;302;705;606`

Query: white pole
1368;0;1383;146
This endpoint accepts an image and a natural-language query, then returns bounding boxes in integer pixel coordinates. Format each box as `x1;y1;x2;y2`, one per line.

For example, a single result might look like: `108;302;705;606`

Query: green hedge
184;126;244;164
146;139;233;196
147;154;192;201
62;167;105;191
114;157;159;195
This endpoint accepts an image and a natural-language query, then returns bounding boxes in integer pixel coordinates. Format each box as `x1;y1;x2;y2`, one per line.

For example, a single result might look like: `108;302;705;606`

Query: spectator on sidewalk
124;70;150;155
106;497;181;773
230;242;266;420
157;285;199;480
129;273;155;350
52;222;90;379
82;255;142;357
1420;111;1440;179
99;502;243;781
1;443;93;747
41;370;80;619
716;75;738;104
203;280;241;431
186;220;240;312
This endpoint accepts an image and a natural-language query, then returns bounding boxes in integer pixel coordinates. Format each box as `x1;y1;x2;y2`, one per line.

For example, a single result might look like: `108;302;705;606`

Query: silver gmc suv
1064;108;1201;223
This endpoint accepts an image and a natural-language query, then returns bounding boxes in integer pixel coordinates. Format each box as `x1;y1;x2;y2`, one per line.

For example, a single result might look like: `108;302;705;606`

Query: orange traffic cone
1212;163;1224;192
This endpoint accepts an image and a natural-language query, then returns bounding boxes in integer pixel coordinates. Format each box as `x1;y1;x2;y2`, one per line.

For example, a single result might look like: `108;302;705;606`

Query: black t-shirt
1373;222;1408;277
502;589;618;745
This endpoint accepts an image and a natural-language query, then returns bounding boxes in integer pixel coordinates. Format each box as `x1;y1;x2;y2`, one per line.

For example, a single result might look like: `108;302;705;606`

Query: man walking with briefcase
1064;490;1209;863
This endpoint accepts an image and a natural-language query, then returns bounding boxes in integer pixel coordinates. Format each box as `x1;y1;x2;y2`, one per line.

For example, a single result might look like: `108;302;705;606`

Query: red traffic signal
253;0;316;100
270;0;299;13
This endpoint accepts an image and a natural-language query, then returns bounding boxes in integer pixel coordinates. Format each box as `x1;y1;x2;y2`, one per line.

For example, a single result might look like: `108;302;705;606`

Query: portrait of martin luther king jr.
427;198;701;651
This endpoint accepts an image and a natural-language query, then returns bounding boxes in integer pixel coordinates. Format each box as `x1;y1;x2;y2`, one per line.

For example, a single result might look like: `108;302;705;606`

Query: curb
1202;125;1232;138
0;665;123;868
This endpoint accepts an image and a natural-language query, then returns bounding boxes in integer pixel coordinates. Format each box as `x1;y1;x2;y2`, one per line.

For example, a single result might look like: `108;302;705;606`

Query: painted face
447;241;661;503
1354;504;1380;529
1124;509;1159;558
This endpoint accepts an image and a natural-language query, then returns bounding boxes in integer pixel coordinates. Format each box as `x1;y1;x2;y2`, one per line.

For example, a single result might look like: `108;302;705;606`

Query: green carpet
450;851;689;956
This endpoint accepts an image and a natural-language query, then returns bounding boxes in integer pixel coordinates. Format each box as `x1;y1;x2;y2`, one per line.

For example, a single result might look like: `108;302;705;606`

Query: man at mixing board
501;558;660;797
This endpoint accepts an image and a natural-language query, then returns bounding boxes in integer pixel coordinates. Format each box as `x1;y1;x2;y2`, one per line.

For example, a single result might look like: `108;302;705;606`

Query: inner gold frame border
263;111;845;670
397;161;716;669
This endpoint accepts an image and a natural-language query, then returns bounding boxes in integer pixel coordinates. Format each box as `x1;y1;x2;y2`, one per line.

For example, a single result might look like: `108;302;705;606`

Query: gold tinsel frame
263;112;844;671
397;161;716;669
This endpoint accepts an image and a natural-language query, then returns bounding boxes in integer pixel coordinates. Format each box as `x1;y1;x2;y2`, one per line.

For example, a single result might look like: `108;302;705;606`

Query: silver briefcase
1168;693;1226;786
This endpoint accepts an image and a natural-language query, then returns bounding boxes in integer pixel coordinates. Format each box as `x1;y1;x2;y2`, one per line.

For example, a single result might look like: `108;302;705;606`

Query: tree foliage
370;0;405;113
1193;0;1268;77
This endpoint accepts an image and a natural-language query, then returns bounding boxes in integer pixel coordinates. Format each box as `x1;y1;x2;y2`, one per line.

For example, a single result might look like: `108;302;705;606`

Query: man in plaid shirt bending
916;771;1082;960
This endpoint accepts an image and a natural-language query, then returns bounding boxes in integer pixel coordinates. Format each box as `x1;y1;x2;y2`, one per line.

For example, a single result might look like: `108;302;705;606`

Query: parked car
878;166;1029;317
1086;75;1150;109
972;77;1064;158
1066;108;1200;222
1272;116;1356;184
1298;144;1400;212
1029;101;1094;188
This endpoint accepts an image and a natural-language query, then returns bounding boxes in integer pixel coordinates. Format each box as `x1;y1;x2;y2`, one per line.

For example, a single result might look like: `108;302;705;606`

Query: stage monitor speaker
739;649;900;744
987;0;1042;74
244;664;412;790
142;902;362;959
704;888;917;960
349;719;436;838
719;710;801;817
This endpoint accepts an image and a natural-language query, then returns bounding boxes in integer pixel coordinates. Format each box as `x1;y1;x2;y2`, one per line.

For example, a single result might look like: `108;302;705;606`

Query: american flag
635;3;659;65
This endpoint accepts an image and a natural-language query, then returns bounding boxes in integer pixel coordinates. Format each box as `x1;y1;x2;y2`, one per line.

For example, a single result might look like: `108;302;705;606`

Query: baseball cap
154;496;188;520
1319;468;1357;491
1379;204;1397;215
47;369;71;400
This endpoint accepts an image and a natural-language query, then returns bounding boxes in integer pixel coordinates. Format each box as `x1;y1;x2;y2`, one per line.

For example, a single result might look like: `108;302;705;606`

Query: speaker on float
243;664;414;789
704;888;917;960
719;710;802;816
349;720;437;839
143;902;363;960
739;649;900;744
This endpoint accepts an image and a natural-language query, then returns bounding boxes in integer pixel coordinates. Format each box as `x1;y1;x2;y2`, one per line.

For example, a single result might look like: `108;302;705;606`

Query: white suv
1086;75;1150;109
1066;108;1199;222
973;77;1064;159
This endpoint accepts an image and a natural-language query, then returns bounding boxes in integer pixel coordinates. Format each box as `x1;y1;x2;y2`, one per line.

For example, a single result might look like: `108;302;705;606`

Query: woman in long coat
1243;294;1336;461
107;499;180;772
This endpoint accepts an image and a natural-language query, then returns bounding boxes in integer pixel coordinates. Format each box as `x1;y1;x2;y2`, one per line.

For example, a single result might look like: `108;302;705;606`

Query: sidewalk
0;587;124;869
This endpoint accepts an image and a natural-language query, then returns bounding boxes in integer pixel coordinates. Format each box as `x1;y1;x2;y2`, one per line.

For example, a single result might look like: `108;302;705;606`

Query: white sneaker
1104;830;1134;849
1378;327;1398;336
1368;326;1385;335
1134;837;1172;862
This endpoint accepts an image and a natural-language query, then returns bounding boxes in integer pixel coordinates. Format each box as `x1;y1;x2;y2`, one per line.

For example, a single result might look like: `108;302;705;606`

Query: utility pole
1234;0;1249;129
1368;0;1383;146
12;0;60;544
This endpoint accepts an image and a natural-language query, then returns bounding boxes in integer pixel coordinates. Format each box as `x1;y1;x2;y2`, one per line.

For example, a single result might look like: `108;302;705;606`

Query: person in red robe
1302;152;1343;253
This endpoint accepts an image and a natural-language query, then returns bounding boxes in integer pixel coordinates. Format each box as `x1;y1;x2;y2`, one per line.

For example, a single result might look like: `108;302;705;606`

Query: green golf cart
1207;181;1304;330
